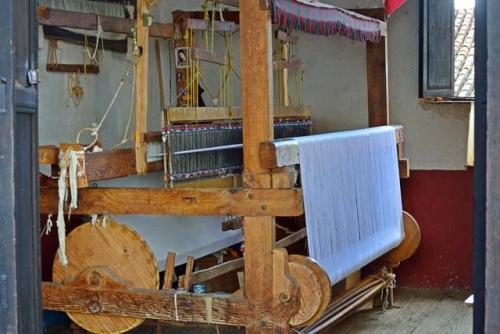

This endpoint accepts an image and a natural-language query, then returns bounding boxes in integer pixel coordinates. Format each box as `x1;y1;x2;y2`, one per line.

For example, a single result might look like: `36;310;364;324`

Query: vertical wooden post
172;12;192;107
239;0;277;332
366;9;388;127
135;0;151;174
282;43;290;107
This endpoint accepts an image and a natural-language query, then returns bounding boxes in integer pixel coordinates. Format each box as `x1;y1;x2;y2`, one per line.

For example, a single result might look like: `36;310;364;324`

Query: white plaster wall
387;0;470;170
38;29;100;146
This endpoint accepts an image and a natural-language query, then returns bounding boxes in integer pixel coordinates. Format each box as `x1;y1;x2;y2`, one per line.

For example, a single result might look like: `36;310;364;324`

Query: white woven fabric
297;126;404;284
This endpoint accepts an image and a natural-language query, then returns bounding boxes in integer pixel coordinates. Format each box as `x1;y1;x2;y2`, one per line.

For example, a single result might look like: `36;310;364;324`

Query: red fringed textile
385;0;407;16
272;0;384;43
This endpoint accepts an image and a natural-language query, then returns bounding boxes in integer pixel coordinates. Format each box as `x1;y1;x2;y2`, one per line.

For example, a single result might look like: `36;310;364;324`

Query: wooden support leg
182;256;195;291
366;10;388;128
162;252;176;290
240;0;296;331
134;0;153;174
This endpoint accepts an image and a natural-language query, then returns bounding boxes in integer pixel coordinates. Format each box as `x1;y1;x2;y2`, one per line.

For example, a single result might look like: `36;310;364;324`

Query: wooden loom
39;1;419;333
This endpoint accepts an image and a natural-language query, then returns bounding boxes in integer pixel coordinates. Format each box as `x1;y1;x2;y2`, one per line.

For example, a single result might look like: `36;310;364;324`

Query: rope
84;15;104;63
76;127;99;150
114;59;136;148
40;214;54;237
56;148;82;266
205;296;213;323
76;56;133;149
174;292;179;321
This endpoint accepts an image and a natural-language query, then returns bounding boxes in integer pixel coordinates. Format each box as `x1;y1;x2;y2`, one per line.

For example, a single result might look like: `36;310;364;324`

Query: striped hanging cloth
385;0;407;16
272;0;385;43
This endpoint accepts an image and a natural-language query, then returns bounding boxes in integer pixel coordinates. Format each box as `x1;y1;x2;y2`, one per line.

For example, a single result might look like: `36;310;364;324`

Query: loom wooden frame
39;2;410;333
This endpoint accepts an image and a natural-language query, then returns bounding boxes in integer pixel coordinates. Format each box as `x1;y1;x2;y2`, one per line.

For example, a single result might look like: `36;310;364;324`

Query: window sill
419;97;473;105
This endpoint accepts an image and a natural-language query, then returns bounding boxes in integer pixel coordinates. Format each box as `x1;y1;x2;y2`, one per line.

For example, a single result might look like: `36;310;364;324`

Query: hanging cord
211;2;216;53
66;72;84;107
202;0;210;51
76;55;133;149
40;214;54;237
94;60;132;133
84;15;104;64
114;58;136;148
48;39;58;66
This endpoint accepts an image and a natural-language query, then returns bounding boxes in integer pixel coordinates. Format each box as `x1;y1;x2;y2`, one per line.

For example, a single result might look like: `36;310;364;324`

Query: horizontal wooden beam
166;106;311;123
260;139;300;169
260;125;405;169
85;149;163;181
40;187;304;216
273;60;304;70
39;145;59;165
210;0;240;7
38;148;163;181
38;7;174;39
191;228;307;283
42;282;272;328
46;64;99;74
276;30;298;44
192;48;227;65
276;228;307;248
43;25;128;53
186;18;237;33
192;257;244;284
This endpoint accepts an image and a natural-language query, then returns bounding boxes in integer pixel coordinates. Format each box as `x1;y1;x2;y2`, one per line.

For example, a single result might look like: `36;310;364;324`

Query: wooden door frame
0;0;42;333
474;0;500;332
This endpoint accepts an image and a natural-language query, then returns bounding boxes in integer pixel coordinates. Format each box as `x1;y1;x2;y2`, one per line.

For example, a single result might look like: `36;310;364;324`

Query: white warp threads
297;126;404;284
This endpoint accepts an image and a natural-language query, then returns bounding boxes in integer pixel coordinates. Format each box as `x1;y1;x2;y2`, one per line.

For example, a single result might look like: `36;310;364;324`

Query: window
420;0;475;99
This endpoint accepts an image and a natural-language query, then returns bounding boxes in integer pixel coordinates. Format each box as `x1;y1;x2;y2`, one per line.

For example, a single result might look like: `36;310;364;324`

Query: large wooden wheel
53;219;159;334
288;255;331;327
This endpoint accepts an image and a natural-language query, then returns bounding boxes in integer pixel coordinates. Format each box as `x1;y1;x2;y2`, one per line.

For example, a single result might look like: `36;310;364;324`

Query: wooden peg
183;256;195;291
162;252;176;290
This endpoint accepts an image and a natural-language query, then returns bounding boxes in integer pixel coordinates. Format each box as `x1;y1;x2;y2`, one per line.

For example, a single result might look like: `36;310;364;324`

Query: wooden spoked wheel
53;219;159;334
288;255;331;327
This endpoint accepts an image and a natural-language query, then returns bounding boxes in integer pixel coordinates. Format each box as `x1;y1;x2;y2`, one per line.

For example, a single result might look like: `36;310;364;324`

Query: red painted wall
395;169;474;291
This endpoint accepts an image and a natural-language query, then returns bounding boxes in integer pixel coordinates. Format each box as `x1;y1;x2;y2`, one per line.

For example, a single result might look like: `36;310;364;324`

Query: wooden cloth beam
40;188;304;217
260;125;405;169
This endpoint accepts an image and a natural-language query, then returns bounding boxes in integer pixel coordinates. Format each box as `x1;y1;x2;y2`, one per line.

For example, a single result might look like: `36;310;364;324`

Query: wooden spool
288;255;331;327
53;219;159;334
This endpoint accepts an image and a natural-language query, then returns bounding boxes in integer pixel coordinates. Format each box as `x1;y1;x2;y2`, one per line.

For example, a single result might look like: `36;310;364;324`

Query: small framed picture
175;47;191;68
